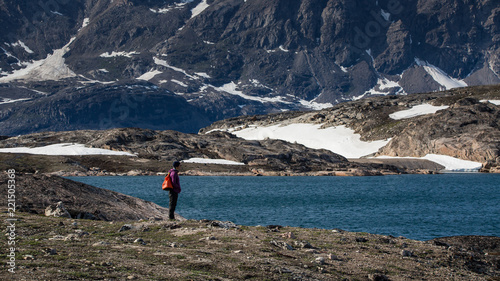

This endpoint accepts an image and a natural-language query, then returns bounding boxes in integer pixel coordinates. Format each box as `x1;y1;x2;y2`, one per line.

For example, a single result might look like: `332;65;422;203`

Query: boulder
45;201;71;218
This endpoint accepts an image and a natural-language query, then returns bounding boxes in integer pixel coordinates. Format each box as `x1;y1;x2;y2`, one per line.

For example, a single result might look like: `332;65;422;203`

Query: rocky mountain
1;0;499;135
202;84;500;172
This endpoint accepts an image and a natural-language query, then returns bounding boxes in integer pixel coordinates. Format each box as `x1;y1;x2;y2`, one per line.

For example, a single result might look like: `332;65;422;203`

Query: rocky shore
1;173;499;280
0;146;446;178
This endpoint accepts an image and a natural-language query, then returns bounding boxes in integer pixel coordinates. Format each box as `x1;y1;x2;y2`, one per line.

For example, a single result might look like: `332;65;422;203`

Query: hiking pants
169;190;178;219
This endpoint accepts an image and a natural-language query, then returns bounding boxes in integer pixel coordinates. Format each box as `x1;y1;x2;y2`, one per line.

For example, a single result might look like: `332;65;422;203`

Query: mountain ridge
1;0;500;135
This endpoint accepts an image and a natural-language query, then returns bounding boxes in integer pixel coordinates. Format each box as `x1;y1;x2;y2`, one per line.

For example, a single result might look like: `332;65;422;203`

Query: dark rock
356;237;369;243
368;274;391;281
119;224;133;232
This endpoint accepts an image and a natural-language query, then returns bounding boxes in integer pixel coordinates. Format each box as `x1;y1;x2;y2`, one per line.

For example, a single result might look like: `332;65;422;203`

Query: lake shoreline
46;157;450;177
3;151;496;178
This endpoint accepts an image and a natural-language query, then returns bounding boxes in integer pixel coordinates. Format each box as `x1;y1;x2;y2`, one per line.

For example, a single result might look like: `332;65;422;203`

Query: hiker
168;161;181;220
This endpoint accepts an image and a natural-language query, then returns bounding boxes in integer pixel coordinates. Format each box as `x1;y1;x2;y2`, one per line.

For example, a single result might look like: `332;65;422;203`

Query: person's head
173;161;181;169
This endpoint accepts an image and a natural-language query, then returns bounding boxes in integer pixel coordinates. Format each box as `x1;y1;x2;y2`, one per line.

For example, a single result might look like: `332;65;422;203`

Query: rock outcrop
376;99;500;170
44;201;71;218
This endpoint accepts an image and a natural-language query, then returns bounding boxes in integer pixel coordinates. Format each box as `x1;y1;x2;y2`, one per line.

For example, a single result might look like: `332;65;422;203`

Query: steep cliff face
0;0;499;135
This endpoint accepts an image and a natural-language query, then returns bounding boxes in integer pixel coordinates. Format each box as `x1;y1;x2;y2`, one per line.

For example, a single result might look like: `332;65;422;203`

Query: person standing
168;161;181;220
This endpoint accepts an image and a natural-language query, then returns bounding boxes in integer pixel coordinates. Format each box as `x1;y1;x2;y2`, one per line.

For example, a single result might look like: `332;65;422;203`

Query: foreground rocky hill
1;0;500;135
0;173;498;280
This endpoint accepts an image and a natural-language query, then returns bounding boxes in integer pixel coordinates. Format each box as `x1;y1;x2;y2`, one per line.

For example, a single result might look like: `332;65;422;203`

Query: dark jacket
169;168;181;193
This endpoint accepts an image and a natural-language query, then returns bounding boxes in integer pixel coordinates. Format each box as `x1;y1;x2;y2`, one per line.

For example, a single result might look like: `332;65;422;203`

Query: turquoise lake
67;174;500;241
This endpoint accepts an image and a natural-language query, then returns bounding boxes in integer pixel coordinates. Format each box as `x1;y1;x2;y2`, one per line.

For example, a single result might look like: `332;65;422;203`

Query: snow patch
0;98;32;105
150;0;195;13
153;57;199;79
195;72;210;78
481;100;500;106
279;45;289;52
100;51;139;58
136;70;162;81
299;99;333;110
1;47;22;66
183;158;245;165
423;154;482;172
376;155;482;172
80;18;90;30
377;77;400;90
0;143;136;156
214;82;292;104
229;123;390;159
153;57;169;67
150;8;171;13
389;103;449;120
249;79;273;90
191;0;209;19
363;78;403;97
171;79;188;87
366;49;374;62
0;37;77;82
381;9;390;21
488;60;499;78
11;40;34;54
415;58;467;90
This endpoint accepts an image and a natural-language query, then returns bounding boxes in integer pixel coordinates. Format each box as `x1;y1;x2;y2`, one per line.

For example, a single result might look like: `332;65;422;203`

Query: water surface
68;174;500;240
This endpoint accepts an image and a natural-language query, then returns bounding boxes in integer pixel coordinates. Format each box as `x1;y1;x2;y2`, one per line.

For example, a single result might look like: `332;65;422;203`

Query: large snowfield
230;124;391;159
228;122;483;172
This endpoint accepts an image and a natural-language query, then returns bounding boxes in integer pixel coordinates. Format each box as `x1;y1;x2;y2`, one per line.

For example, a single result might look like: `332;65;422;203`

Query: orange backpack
162;172;173;190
